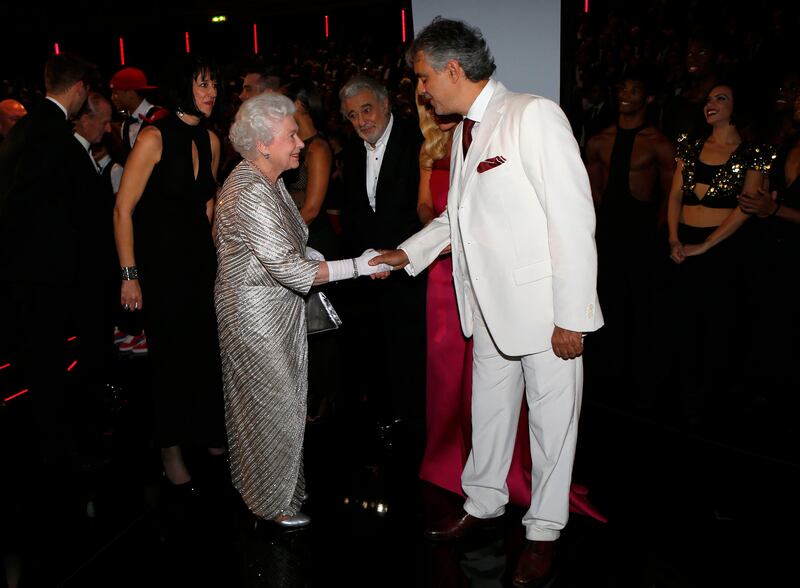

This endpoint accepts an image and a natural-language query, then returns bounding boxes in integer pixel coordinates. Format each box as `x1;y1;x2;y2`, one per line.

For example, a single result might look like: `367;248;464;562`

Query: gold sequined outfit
676;134;776;208
214;160;318;520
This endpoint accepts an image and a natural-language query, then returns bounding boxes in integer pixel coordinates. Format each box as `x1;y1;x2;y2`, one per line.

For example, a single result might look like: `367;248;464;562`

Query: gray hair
407;17;496;82
229;93;295;159
338;75;389;116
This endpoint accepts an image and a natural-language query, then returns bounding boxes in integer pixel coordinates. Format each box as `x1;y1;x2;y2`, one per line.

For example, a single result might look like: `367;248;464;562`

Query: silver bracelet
351;258;359;279
121;266;139;280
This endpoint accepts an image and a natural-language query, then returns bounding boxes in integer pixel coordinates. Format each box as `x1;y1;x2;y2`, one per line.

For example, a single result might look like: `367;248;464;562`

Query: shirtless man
585;68;674;404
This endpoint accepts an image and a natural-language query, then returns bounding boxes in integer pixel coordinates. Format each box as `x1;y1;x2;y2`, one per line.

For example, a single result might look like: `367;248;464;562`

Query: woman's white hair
229;93;296;159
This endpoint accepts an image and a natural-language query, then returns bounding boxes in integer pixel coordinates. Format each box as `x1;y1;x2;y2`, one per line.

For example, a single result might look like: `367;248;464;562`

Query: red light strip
185;31;191;53
67;360;77;372
4;389;29;402
585;0;589;13
253;23;259;54
0;363;10;370
119;37;125;65
325;15;329;38
67;336;77;342
401;9;406;43
54;43;60;55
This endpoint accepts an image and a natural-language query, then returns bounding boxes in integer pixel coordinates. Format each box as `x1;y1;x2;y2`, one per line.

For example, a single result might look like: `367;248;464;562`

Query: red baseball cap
110;68;157;91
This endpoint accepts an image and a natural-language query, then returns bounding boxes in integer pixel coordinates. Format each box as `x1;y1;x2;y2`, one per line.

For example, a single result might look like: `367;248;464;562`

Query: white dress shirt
126;98;154;147
364;113;394;212
74;132;101;173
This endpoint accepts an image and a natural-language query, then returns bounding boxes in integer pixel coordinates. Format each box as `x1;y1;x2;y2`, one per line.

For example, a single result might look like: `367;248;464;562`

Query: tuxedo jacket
0;99;85;284
401;82;604;356
341;115;423;255
70;137;119;287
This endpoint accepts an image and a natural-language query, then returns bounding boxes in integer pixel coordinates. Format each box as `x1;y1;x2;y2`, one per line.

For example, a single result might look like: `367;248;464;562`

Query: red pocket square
477;156;507;173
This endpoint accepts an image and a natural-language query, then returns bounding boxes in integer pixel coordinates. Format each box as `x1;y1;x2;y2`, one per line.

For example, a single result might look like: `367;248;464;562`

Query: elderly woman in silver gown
214;93;390;527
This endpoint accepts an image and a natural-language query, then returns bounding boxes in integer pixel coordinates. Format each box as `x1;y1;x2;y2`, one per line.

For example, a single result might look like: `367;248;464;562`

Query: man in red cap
109;67;165;160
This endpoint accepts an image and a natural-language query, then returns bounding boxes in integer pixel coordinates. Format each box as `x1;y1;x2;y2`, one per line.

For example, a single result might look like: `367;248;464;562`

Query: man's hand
551;326;584;360
738;188;779;218
370;249;409;270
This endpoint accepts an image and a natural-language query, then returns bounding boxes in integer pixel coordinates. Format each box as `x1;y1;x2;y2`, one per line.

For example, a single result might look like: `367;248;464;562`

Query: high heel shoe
162;472;201;499
169;480;201;498
271;512;311;529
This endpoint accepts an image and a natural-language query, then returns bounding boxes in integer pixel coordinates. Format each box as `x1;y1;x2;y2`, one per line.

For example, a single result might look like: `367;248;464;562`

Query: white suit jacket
400;82;603;356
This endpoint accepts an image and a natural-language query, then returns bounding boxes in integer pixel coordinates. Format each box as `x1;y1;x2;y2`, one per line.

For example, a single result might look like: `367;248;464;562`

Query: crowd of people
1;3;799;585
568;1;799;432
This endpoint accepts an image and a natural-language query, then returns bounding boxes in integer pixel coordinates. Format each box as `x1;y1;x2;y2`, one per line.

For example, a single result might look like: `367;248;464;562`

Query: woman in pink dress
415;97;605;522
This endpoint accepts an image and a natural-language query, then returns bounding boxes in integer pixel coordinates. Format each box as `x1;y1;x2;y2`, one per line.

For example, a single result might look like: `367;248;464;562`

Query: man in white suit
371;17;603;587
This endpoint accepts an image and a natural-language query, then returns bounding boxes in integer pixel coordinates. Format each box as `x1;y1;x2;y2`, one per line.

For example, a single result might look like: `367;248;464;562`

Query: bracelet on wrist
351;258;359;279
121;266;139;280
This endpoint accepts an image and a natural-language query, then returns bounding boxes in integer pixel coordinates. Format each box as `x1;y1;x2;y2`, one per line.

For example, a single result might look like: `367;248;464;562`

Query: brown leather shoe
512;540;556;587
425;510;499;541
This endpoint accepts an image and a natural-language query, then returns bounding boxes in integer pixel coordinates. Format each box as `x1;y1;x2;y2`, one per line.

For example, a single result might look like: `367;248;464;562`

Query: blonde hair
417;96;453;170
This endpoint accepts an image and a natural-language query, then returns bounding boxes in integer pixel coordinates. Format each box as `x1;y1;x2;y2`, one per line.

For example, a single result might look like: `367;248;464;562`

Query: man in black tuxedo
339;75;426;448
0;52;98;473
71;92;119;437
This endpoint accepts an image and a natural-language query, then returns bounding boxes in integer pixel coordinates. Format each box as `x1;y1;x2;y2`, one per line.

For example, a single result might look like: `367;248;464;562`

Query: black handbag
305;289;342;335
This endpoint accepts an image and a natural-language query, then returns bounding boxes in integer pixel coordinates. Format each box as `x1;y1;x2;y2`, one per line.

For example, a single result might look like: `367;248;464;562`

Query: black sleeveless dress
133;114;224;448
283;134;341;259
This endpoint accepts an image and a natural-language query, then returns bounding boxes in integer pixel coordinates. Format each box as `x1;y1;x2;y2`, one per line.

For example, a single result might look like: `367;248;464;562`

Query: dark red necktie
462;118;476;159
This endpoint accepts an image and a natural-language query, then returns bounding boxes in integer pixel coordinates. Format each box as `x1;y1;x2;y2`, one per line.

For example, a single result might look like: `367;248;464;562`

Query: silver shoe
273;512;311;529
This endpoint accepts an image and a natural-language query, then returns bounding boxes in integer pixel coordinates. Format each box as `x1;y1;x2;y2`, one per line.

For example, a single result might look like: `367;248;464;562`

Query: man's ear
446;60;462;82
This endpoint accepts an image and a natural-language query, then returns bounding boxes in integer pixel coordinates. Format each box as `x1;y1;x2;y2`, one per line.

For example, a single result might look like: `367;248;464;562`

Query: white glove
327;249;393;282
355;248;393;276
306;246;325;261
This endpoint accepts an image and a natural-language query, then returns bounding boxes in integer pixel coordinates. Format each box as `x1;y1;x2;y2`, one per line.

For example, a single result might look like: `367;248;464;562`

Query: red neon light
4;389;29;402
325;15;329;38
119;37;125;65
67;360;77;372
401;10;406;43
0;363;10;370
584;0;589;13
54;43;60;55
185;31;191;53
253;23;259;54
67;336;77;342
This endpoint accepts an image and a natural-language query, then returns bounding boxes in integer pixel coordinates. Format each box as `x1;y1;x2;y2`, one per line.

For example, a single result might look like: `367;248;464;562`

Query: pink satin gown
418;154;606;523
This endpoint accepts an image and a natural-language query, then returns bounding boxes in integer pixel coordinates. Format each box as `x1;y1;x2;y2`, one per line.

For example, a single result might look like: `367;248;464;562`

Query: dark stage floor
1;343;799;587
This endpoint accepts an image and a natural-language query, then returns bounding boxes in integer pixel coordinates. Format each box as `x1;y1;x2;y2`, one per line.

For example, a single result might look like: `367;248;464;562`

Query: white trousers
462;308;582;541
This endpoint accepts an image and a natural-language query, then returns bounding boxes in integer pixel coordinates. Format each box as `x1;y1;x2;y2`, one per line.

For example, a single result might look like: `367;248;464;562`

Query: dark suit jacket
339;114;427;420
341;115;423;255
70;137;119;286
0;99;85;284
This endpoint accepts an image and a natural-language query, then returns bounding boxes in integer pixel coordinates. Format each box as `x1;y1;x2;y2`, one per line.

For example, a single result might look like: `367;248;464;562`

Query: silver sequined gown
214;160;318;519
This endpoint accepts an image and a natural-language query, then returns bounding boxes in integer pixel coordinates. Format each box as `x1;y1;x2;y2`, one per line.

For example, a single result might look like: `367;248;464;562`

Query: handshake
308;247;397;283
353;249;394;277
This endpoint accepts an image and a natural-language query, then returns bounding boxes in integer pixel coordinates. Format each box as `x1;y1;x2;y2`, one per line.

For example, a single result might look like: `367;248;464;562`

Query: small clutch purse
305;289;342;335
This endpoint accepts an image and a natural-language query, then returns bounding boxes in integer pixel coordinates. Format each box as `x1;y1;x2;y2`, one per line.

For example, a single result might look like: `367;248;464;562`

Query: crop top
676;134;775;208
694;160;722;185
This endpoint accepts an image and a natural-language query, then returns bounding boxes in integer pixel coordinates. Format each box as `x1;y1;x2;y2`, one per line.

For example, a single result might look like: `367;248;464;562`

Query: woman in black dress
113;55;225;492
